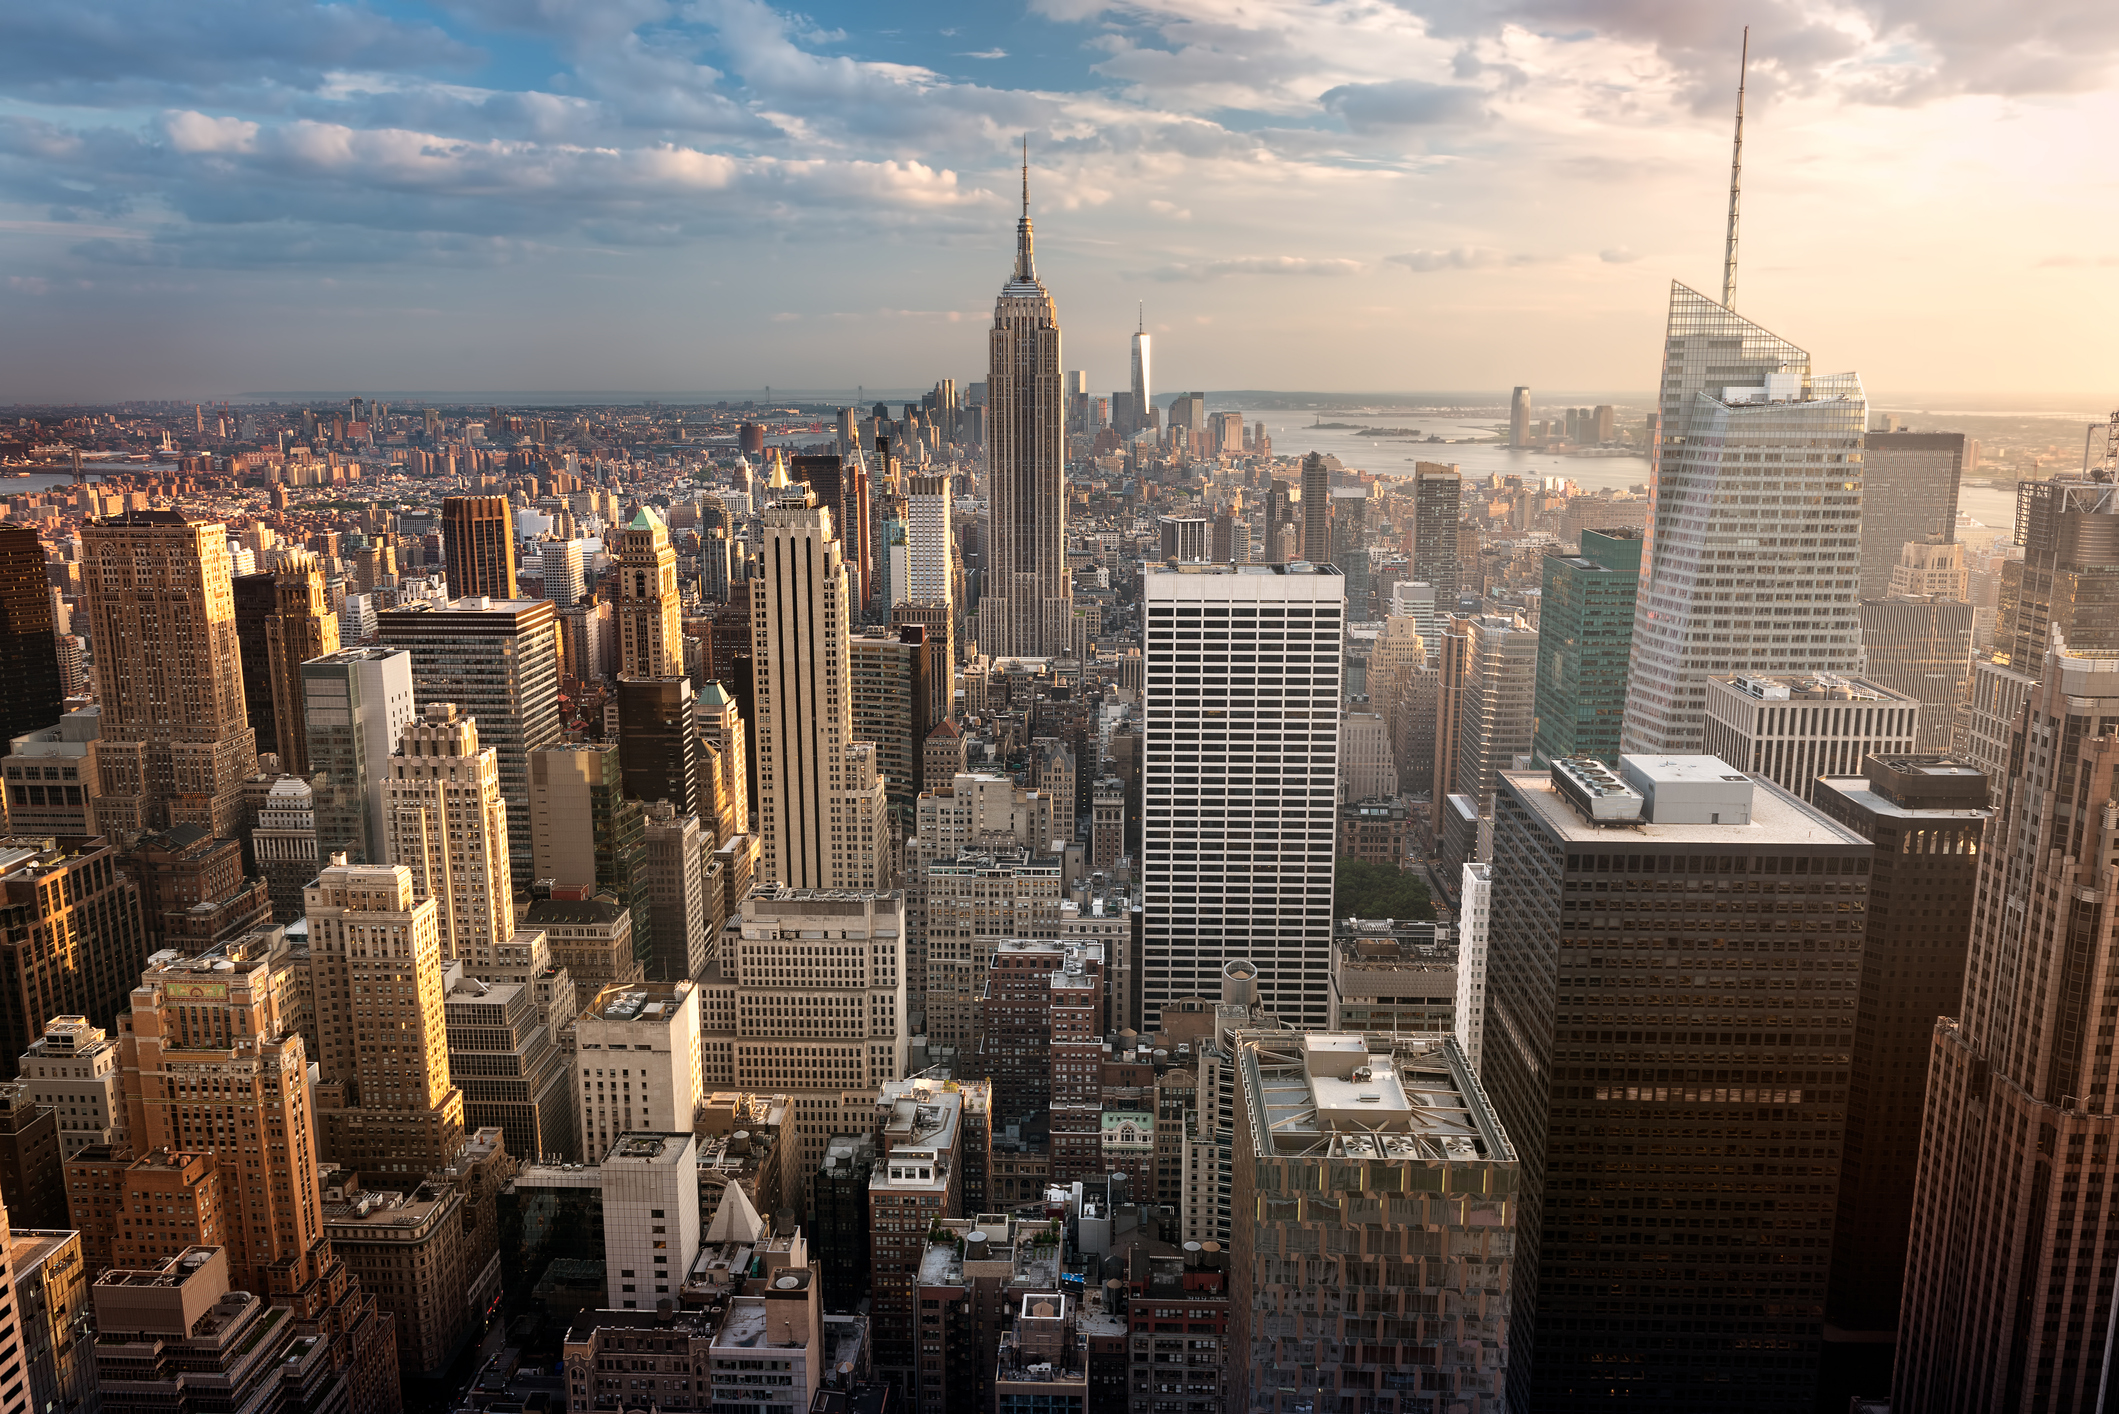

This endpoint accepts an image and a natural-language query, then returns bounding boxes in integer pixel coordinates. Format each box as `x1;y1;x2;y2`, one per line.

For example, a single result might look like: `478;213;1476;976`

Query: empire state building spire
979;135;1075;659
1016;135;1036;282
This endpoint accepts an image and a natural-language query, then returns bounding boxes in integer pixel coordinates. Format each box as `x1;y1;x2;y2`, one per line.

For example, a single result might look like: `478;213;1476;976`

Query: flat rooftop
1816;776;1992;822
1239;1033;1514;1165
1501;769;1867;849
604;1133;694;1166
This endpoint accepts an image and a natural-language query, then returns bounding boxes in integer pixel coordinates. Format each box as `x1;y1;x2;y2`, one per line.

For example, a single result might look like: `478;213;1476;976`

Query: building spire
1137;301;1143;334
1722;26;1748;310
1013;134;1036;283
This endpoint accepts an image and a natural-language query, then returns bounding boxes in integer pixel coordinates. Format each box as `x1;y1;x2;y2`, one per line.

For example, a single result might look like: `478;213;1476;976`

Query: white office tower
751;482;888;890
18;1016;126;1157
574;979;705;1160
383;702;515;971
1141;563;1345;1028
1622;284;1868;755
977;170;1074;659
1453;862;1492;1074
601;1131;701;1310
905;474;954;608
541;539;586;609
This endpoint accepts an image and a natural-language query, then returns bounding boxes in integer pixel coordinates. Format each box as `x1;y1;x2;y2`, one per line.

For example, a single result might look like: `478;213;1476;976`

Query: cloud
956;49;1008;60
6;277;51;295
1387;247;1507;272
1319;78;1486;132
1599;246;1640;263
1145;255;1366;281
161;110;260;154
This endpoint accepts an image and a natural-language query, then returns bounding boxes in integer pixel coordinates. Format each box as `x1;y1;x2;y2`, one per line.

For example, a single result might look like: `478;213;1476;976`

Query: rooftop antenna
1721;26;1749;309
1138;302;1144;334
1022;134;1029;219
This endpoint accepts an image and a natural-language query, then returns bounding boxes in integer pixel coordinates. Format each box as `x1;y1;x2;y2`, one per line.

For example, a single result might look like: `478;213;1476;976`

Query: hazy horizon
4;1;2117;401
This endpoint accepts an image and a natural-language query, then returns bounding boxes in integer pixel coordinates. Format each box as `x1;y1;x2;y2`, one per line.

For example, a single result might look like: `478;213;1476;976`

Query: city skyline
4;2;2119;400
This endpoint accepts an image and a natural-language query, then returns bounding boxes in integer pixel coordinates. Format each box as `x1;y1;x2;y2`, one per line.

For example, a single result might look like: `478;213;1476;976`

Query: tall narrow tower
265;549;341;776
440;495;518;601
978;141;1073;660
382;704;515;972
615;507;682;678
1130;305;1152;435
1619;288;1866;755
82;511;258;836
751;484;887;890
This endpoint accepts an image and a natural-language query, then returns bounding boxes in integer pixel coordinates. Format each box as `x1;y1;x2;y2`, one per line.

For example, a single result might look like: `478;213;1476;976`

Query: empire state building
978;151;1074;660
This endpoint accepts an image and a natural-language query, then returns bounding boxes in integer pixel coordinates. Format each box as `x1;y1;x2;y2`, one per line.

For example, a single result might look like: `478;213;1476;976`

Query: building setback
1531;528;1642;768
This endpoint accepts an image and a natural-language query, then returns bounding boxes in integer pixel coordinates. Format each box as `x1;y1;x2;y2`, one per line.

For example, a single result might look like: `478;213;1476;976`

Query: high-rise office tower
1140;563;1345;1028
1886;535;1970;600
1622;286;1867;756
905;474;954;607
0;837;146;1070
696;682;749;841
849;632;929;820
382;705;514;973
1330;510;1370;618
573;979;704;1164
1965;475;2119;774
1228;1033;1515;1414
1809;756;1988;1400
639;802;712;984
1509;386;1532;447
0;529;60;797
1299;453;1331;564
379;597;561;889
1431;615;1473;831
616;676;700;819
234;572;281;757
751;484;888;891
615;508;682;678
977;161;1073;660
1130;310;1152;436
440;495;517;600
1857;596;1975;752
528;742;649;916
302;647;416;865
1701;672;1921;802
1485;756;1871;1411
1896;642;2119;1410
1451;614;1539;810
1857;432;1964;601
264;551;340;776
82;512;258;837
1410;463;1462;605
305;860;466;1172
541;538;586;609
1532;529;1642;768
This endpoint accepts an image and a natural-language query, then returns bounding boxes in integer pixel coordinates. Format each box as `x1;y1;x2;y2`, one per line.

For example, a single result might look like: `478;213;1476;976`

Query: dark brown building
119;826;271;954
440;495;518;601
0;1081;65;1228
0;526;62;748
1812;755;1990;1404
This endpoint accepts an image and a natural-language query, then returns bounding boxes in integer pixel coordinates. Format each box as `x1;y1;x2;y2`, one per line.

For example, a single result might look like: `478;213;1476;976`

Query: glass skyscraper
1622;284;1867;756
1532;527;1642;768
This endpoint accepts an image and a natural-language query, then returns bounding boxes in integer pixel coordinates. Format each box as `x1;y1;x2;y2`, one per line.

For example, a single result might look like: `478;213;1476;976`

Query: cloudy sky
3;0;2116;402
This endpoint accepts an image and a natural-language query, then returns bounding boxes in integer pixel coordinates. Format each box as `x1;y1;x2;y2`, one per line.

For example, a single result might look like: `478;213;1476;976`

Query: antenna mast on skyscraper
1722;27;1749;309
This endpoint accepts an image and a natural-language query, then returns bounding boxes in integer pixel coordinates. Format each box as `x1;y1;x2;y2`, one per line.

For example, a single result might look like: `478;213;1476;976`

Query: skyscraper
1809;755;1988;1400
1410;463;1462;606
382;705;514;972
905;474;954;607
305;860;466;1172
1857;432;1964;601
82;512;257;837
1896;642;2119;1409
1129;309;1151;436
1509;386;1531;447
1964;475;2119;774
1622;285;1867;756
1485;756;1871;1410
751;483;888;891
0;528;64;749
378;596;561;889
440;495;517;601
614;507;681;678
1451;614;1539;810
1700;672;1921;802
977;155;1073;660
302;647;416;865
1141;563;1344;1028
1858;596;1975;752
264;550;340;776
1531;528;1642;767
617;676;701;819
1299;452;1331;564
541;538;586;609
